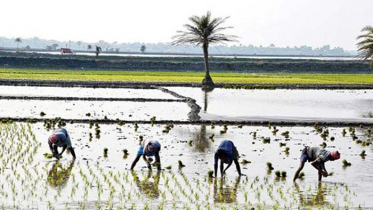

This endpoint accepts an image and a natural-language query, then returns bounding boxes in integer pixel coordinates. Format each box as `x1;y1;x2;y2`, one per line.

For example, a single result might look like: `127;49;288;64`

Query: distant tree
87;44;92;51
15;37;22;52
357;26;373;67
46;46;53;51
95;45;102;57
77;41;82;50
172;11;236;87
140;45;146;53
51;44;59;51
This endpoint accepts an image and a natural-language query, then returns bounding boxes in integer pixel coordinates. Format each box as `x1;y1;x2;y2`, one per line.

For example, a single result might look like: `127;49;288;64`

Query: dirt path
2;79;373;89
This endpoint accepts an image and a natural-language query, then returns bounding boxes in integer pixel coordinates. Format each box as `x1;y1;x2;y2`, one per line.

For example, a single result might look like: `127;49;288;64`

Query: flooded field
0;122;372;209
169;87;373;123
0;85;372;209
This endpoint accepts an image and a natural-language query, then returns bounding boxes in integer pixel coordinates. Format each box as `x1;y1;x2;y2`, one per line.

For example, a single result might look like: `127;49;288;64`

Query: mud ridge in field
3;117;373;127
0;95;186;102
151;86;201;121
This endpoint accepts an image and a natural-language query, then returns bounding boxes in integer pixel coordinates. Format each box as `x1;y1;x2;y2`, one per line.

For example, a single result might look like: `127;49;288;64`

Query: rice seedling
241;159;251;164
207;170;214;178
165;165;172;170
360;150;366;158
103;148;108;157
275;171;281;178
279;142;286;147
262;137;271;144
281;171;287;178
299;172;305;178
40;112;46;117
267;162;274;171
342;159;352;167
178;160;185;168
150;116;156;126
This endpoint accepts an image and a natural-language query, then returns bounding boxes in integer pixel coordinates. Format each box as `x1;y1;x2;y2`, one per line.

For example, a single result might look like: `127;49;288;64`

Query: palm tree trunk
202;43;214;87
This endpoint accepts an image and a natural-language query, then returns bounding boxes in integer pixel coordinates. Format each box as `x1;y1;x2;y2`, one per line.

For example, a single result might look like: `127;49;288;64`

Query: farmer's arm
59;145;67;155
233;158;241;176
130;155;141;170
214;153;218;177
223;161;233;174
142;154;151;170
293;162;305;182
321;162;328;176
49;142;55;154
155;151;161;170
311;160;324;181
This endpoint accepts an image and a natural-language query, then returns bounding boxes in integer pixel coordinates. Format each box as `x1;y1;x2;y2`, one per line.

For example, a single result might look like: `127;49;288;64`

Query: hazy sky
1;0;372;50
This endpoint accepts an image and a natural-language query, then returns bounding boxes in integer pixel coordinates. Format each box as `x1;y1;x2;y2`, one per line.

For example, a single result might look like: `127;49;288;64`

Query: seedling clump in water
267;162;274;170
299;172;305;178
208;170;214;178
342;159;352;167
178;160;185;168
241;159;251;164
40;112;46;117
103;148;108;157
275;171;281;177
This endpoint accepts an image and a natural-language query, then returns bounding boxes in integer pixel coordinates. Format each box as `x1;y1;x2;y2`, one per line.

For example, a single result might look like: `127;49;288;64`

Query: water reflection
192;125;210;152
202;87;214;112
132;170;161;198
294;182;331;207
47;161;75;188
213;177;240;203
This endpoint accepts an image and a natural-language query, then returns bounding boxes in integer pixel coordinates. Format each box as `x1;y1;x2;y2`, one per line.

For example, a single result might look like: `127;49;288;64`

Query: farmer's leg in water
154;151;161;170
233;158;242;176
220;160;225;176
293;162;305;182
130;155;141;170
68;147;76;159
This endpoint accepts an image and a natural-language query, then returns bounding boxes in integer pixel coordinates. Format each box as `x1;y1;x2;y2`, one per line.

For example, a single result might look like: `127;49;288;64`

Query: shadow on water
47;160;75;188
213;176;240;203
294;182;331;207
132;170;161;199
192;125;210;153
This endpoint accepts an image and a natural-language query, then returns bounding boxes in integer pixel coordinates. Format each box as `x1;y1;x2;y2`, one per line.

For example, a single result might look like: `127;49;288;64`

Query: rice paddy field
2;68;373;84
0;85;372;209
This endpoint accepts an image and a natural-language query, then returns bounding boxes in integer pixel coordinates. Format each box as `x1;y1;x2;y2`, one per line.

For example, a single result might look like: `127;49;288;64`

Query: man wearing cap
131;139;161;171
213;140;241;177
48;128;76;160
293;146;340;182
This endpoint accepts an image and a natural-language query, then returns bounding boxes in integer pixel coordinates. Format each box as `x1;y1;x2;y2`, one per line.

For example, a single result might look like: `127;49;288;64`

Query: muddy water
168;87;373;123
1;122;371;209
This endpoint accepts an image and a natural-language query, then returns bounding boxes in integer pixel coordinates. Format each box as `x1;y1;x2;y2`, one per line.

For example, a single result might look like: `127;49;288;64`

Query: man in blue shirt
131;139;161;171
48;128;76;160
214;140;241;177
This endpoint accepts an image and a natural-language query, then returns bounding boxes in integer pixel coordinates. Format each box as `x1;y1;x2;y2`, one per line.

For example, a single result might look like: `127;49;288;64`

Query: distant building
60;48;73;54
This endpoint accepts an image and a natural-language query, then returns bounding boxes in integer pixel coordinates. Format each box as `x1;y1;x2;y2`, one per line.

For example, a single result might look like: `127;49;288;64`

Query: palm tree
172;11;236;87
357;26;373;67
95;45;102;57
15;37;22;52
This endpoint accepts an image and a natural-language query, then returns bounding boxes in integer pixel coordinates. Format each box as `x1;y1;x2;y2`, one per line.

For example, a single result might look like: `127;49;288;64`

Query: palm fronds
357;26;373;67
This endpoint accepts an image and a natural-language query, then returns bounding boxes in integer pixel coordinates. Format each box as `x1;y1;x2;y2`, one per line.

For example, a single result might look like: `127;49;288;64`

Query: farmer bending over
131;139;161;171
293;146;340;182
214;140;241;177
48;128;76;160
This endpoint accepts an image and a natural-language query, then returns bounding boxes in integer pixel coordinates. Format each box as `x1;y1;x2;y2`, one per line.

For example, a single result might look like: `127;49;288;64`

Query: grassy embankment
1;68;373;84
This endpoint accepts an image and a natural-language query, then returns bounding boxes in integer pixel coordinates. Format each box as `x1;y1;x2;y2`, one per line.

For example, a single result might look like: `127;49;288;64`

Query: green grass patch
1;68;373;84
